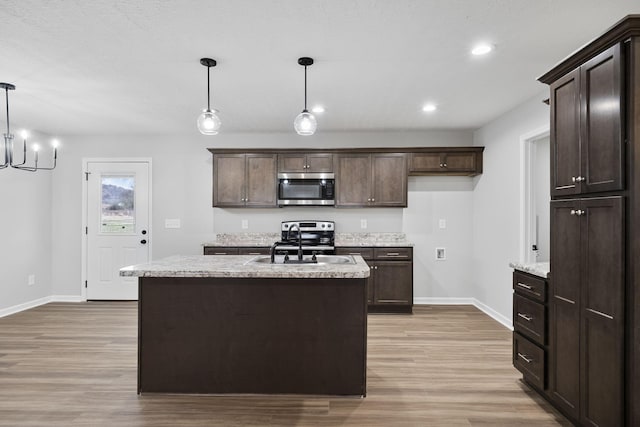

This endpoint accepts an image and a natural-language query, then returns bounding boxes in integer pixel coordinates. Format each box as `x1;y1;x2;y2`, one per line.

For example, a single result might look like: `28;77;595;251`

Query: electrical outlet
435;248;446;260
165;218;181;229
28;274;35;286
360;219;367;229
241;219;249;229
439;219;446;229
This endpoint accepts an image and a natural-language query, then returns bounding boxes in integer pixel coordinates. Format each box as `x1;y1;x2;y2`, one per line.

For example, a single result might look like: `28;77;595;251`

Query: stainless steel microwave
277;173;335;206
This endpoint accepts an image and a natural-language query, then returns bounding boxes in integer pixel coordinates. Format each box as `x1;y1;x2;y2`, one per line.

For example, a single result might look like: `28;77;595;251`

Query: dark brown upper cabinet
278;153;333;173
408;148;483;176
336;153;407;207
550;44;623;197
213;153;277;207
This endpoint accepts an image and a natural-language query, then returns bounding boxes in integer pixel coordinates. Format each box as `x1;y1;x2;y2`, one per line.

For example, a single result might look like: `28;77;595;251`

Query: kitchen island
120;255;370;396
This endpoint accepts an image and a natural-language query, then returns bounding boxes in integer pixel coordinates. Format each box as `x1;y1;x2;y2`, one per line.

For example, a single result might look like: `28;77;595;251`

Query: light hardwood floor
0;303;570;426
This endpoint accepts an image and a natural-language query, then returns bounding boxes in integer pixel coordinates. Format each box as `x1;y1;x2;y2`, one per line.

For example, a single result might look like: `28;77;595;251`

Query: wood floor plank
0;303;570;426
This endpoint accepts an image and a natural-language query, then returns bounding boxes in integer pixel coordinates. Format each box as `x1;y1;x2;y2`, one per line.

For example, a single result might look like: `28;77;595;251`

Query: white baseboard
414;297;513;331
0;295;85;318
51;295;84;303
472;298;513;330
414;297;475;305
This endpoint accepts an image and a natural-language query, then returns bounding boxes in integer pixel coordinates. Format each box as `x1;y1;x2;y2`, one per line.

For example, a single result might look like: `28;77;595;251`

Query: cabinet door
580;45;623;194
336;154;371;207
580;197;624;427
245;154;277;207
278;154;307;172
372;153;407;207
550;69;581;197
442;152;477;173
372;260;412;305
408;152;442;173
306;153;333;172
549;200;581;419
213;154;246;207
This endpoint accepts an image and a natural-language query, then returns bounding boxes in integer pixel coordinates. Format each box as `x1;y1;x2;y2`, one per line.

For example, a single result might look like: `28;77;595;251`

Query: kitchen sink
245;255;356;265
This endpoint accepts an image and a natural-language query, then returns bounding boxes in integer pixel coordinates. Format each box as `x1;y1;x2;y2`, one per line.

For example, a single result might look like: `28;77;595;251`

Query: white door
86;161;150;300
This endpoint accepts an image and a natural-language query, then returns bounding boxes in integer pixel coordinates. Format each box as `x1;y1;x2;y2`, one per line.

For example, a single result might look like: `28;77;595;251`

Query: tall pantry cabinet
538;15;640;427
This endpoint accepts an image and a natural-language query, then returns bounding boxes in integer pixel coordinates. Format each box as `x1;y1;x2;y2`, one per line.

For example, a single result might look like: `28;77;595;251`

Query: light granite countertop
509;261;550;279
120;254;371;279
204;232;414;247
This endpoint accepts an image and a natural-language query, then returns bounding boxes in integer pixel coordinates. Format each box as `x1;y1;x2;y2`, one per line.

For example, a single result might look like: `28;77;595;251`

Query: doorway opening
520;127;550;264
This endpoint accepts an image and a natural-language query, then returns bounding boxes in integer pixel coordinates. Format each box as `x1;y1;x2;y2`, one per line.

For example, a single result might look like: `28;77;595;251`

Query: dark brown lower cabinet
550;197;624;426
335;247;413;313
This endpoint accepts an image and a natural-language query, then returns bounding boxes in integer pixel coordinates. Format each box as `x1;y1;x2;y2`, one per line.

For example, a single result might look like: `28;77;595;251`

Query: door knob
140;239;147;244
141;230;147;235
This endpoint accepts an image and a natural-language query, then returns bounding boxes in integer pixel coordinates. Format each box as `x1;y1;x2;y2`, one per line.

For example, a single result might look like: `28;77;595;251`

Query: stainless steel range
277;220;335;254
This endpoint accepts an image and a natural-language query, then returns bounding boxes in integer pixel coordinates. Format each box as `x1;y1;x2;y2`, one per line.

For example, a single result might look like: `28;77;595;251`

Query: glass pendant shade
197;108;221;135
294;109;317;136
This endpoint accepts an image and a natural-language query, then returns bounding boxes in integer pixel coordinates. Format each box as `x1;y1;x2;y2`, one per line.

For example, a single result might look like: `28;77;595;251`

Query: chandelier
1;82;58;171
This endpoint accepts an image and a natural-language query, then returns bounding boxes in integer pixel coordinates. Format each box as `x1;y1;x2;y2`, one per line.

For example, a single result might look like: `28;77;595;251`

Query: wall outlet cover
165;218;181;229
28;274;35;286
439;219;446;229
241;219;249;229
360;219;367;229
435;248;446;260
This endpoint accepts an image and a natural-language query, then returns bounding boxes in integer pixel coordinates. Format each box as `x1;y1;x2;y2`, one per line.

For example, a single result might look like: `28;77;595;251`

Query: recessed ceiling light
471;44;493;56
422;104;437;112
311;106;325;113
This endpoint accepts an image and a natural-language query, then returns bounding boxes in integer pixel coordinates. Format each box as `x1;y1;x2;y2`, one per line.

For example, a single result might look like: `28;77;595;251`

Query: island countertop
120;254;371;279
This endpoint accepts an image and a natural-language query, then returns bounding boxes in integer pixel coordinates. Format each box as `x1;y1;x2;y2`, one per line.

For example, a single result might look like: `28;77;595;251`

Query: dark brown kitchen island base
138;276;367;396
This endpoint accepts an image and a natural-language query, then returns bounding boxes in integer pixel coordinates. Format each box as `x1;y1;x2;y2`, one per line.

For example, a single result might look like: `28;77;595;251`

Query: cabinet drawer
513;294;546;345
513;271;546;303
335;247;374;259
513;332;546;390
238;247;270;255
203;247;239;255
374;247;412;260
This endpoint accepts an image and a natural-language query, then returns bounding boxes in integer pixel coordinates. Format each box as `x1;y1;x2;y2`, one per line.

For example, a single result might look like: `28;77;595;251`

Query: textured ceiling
0;0;638;136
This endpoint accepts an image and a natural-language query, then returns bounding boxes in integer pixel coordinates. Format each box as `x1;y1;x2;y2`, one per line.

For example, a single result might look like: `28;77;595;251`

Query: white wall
472;92;550;319
0;131;54;313
50;130;477;301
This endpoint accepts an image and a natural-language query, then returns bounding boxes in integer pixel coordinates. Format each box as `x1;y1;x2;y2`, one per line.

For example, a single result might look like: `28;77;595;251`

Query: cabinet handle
570;209;576;215
374;266;378;270
439;163;444;167
572;176;585;183
516;282;533;290
385;252;400;256
214;252;228;255
576;209;585;216
247;252;261;255
517;313;533;322
571;176;576;183
443;163;447;167
517;353;533;364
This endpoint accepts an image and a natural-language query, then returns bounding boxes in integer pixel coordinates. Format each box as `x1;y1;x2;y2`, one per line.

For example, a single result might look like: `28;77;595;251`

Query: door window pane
101;175;135;233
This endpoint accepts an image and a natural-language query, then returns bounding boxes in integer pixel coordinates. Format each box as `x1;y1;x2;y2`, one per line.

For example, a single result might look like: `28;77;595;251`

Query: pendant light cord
304;65;308;111
207;66;211;111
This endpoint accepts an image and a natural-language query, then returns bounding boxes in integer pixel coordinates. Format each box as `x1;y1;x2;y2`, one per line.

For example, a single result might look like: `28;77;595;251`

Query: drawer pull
377;299;409;303
517;313;533;322
247;252;261;255
385;252;400;256
214;252;228;255
517;282;533;290
517;353;533;364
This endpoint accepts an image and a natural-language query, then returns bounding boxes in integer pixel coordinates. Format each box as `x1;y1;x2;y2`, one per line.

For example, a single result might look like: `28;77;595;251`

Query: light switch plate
165;219;181;229
435;248;446;260
241;219;249;229
28;274;35;286
360;219;367;229
439;219;446;229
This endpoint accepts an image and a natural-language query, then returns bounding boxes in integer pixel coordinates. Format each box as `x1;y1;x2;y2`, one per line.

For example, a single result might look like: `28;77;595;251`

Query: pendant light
196;58;221;135
293;57;317;136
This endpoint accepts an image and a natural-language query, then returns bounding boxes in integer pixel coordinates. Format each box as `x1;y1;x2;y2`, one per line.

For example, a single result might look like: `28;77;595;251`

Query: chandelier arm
10;137;28;167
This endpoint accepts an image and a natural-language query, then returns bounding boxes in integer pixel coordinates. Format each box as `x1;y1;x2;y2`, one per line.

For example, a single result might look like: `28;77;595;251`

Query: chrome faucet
287;224;304;261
